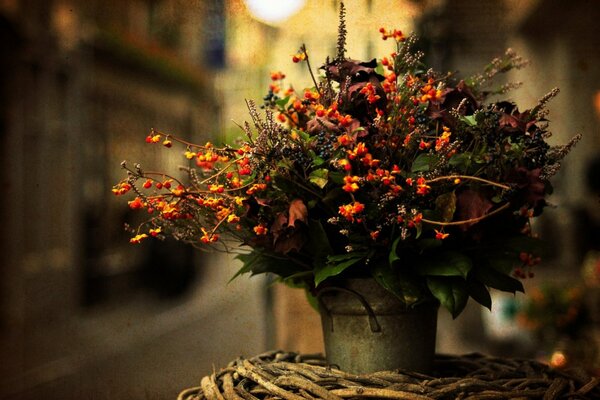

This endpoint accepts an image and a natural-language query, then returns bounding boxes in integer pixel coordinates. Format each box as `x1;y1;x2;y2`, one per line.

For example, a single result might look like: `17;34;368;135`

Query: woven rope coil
178;351;600;400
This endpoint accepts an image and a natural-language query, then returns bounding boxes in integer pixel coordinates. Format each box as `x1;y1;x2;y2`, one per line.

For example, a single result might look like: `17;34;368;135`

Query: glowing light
244;0;306;25
594;91;600;117
550;351;568;368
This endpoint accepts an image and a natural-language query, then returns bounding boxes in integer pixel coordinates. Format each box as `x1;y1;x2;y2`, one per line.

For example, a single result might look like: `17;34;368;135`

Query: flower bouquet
114;6;579;320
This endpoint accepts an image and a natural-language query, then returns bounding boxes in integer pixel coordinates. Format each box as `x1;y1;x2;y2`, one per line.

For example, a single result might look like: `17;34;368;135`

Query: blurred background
0;0;599;398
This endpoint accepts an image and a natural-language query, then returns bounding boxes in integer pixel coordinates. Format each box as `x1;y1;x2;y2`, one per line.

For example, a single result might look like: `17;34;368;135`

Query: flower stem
427;175;511;190
422;202;511;227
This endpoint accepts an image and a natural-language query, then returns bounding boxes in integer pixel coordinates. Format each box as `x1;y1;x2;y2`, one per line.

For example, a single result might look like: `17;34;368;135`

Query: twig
422;202;510;227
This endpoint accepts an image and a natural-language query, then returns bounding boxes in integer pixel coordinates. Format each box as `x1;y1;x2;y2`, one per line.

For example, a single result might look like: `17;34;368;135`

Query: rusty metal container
318;279;438;374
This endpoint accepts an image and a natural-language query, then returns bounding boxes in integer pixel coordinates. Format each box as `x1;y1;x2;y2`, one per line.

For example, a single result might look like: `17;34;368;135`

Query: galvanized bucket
318;278;438;374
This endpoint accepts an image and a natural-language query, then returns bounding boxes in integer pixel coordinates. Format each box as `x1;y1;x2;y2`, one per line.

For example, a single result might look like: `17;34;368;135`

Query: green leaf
315;253;366;286
307;220;333;261
411;153;438;172
473;267;524;294
328;171;345;185
309;168;329;189
275;96;291;108
467;278;492;310
415;222;423;239
426;277;468;318
327;252;367;262
389;236;402;266
416;238;443;251
461;115;477;126
297;130;311;142
273;175;297;193
448;153;472;170
475;235;549;275
435;192;457;222
305;289;319;311
230;252;261;282
487;256;518;275
322;187;346;209
372;262;421;306
491;195;503;203
231;251;295;281
417;251;473;278
312;155;325;167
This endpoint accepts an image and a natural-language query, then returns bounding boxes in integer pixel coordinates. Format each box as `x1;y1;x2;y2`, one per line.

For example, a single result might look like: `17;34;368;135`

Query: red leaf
288;199;308;227
454;189;494;231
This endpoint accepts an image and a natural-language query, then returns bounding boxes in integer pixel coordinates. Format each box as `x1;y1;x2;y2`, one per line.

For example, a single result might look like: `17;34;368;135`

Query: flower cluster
516;285;587;338
114;11;579;317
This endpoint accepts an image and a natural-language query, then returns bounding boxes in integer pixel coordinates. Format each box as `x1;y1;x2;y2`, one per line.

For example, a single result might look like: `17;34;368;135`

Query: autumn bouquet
114;11;579;317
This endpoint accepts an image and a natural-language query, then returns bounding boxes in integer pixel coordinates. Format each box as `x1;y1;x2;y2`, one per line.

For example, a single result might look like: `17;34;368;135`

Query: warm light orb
243;0;306;25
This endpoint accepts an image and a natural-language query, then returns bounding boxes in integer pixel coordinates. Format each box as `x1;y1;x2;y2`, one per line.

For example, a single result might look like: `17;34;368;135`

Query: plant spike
336;1;347;63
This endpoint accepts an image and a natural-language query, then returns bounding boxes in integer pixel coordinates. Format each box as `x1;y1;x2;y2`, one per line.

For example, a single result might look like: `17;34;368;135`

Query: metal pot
318;278;438;374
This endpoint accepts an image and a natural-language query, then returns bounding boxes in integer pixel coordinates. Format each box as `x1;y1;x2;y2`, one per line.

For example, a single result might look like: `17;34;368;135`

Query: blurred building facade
0;1;270;398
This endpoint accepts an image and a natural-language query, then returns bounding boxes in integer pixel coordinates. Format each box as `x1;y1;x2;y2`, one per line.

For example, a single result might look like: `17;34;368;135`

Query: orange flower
408;213;423;228
269;83;281;93
149;228;162;237
246;183;267;195
347;142;368;160
419;140;431;150
359;82;381;104
337;114;353;127
292;51;306;63
128;197;144;210
172;185;186;196
145;134;161;143
419;78;443;103
208;184;224;194
416;177;430;195
339;201;365;222
253;224;268;235
379;28;405;42
130;233;148;244
200;228;219;244
270;71;286;81
304;89;320;101
338;134;353;147
342;175;360;192
112;182;132;195
435;126;452;151
338;158;352;171
435;229;449;240
227;214;240;224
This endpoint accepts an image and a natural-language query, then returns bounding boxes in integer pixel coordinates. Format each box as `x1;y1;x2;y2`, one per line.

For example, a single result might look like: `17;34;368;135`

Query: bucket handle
316;287;381;333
